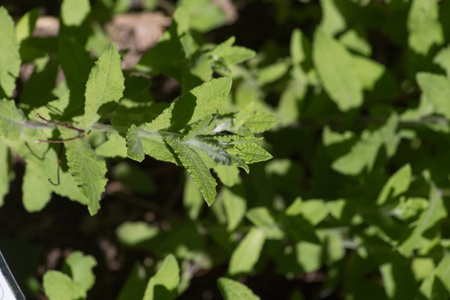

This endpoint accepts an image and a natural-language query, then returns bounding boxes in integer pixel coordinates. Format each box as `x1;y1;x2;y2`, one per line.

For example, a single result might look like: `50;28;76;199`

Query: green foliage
3;0;450;299
43;252;97;300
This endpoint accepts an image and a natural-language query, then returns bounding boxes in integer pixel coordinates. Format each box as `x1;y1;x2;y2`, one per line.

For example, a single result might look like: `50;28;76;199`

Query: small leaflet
126;125;145;162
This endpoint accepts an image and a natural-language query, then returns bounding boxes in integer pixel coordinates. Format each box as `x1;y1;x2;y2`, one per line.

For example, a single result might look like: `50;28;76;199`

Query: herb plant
2;0;450;299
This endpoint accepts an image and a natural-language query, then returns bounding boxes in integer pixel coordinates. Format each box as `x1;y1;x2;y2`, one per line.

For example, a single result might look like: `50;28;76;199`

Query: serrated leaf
61;0;91;26
228;142;272;164
145;77;232;131
81;44;125;127
165;137;217;206
65;251;97;291
143;254;180;300
313;28;363;111
126;125;145;162
0;7;21;98
61;128;107;215
243;111;279;133
43;271;86;300
0;99;25;140
407;0;443;55
417;73;450;119
7;134;90;209
217;278;261;300
228;228;265;275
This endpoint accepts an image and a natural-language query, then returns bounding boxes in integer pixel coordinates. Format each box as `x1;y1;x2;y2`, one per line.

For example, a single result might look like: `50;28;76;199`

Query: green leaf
434;45;450;75
43;271;86;300
117;263;147;300
377;164;412;205
399;185;447;256
65;251;97;291
61;128;107;215
313;28;363;111
257;61;290;86
246;207;284;239
417;73;450;119
61;0;91;26
145;77;232;131
222;187;246;231
22;163;52;212
217;278;261;300
213;165;240;187
143;254;180;300
0;7;21;98
290;29;309;66
116;221;159;246
165;137;217;206
59;36;94;117
183;172;204;220
0;142;10;206
211;37;256;66
15;8;40;44
126;124;145;162
332;114;399;175
178;0;228;32
237;110;279;134
319;0;346;36
0;99;25;140
296;241;322;272
96;135;128;158
81;44;125;127
407;0;443;55
228;228;265;275
339;28;371;56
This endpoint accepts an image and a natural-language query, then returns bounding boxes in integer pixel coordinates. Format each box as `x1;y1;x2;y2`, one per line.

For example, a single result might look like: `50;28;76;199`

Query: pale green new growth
82;44;125;128
0;99;25;140
0;7;21;98
417;73;450;119
144;77;232;131
43;251;97;300
117;221;159;246
377;164;412;205
313;29;363;111
61;128;107;215
43;271;86;300
143;254;180;300
218;278;261;300
23;163;53;212
407;0;443;55
228;228;265;275
126;124;145;162
65;252;97;291
165;137;217;206
61;0;91;26
15;8;40;44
